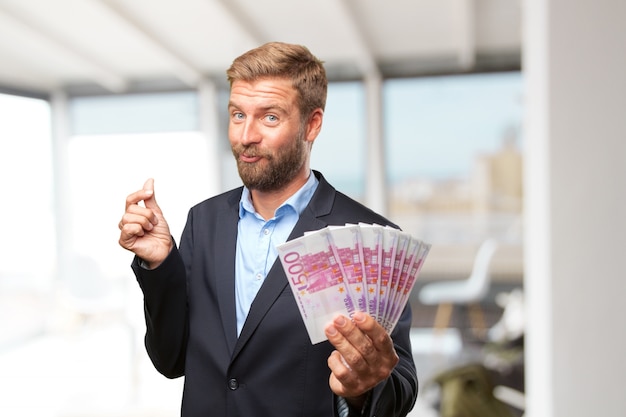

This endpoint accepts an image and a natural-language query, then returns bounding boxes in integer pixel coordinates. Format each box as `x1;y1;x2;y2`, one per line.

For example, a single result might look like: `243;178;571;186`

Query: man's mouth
240;153;262;163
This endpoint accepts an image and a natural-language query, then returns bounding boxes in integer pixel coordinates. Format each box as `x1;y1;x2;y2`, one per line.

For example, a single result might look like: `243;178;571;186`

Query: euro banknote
277;224;430;344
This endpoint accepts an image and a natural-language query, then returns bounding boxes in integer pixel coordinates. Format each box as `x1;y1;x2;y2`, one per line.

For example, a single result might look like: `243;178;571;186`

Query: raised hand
118;178;173;269
325;311;399;409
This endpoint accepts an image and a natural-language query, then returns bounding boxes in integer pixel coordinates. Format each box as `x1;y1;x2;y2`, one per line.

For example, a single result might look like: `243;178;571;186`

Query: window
384;72;524;281
0;93;54;346
311;81;366;199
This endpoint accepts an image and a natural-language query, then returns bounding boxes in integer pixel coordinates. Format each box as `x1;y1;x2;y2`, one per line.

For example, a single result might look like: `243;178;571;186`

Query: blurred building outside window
384;72;524;284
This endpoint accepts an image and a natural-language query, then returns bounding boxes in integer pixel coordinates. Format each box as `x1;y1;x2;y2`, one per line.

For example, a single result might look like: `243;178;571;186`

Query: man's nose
240;120;262;145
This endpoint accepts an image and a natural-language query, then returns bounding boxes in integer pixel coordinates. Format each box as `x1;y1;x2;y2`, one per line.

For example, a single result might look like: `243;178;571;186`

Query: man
118;42;417;417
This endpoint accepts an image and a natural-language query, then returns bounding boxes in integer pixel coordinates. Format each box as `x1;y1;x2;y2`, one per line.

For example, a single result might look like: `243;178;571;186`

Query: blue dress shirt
235;171;319;336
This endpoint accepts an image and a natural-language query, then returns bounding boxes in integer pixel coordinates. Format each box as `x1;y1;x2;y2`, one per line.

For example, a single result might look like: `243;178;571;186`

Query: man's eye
233;112;244;120
265;115;278;122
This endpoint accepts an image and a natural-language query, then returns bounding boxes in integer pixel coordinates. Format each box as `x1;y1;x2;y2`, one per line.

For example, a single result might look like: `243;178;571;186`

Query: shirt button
263;228;270;235
228;378;239;390
256;273;263;280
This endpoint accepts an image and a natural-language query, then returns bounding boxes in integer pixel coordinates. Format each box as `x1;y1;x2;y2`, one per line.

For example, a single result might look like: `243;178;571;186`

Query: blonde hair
226;42;327;121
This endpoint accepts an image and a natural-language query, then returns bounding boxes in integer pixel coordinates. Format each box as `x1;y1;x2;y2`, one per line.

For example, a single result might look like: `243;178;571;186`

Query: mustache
232;144;271;159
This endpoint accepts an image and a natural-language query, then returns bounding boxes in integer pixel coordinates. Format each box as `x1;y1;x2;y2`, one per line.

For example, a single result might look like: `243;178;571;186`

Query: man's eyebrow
228;101;287;114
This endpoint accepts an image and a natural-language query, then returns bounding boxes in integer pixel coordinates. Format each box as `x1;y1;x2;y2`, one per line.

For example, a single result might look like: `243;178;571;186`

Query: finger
327;314;374;354
325;315;370;372
327;348;373;399
328;350;352;373
124;179;156;211
325;315;364;348
142;178;159;210
118;222;146;249
352;311;395;354
351;313;399;383
120;222;145;238
120;211;156;231
327;350;356;391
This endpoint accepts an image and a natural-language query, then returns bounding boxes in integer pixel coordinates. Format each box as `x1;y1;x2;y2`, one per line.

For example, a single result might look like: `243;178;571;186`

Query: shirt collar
239;170;319;219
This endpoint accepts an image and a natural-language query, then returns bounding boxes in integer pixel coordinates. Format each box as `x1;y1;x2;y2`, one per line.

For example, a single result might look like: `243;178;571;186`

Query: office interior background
0;1;624;416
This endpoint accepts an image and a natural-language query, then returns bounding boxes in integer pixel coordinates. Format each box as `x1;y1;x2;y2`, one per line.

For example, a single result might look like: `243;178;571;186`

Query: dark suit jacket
132;171;418;417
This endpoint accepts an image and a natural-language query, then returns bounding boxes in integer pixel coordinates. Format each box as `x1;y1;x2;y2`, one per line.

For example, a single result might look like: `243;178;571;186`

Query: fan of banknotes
277;223;431;344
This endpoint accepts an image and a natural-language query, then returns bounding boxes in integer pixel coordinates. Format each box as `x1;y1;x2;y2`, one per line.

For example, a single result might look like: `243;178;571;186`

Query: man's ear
305;108;324;143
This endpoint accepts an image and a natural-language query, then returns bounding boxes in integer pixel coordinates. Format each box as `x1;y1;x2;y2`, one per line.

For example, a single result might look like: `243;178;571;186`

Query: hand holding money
325;311;399;405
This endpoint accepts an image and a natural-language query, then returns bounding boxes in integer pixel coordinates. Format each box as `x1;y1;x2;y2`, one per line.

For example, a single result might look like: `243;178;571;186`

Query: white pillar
198;79;222;197
523;1;626;416
50;90;73;282
364;72;387;216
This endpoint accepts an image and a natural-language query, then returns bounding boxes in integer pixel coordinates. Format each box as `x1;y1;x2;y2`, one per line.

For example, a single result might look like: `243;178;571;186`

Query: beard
231;127;308;192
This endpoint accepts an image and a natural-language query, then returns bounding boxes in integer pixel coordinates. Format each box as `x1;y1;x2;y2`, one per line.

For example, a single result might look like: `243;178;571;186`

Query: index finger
125;187;154;211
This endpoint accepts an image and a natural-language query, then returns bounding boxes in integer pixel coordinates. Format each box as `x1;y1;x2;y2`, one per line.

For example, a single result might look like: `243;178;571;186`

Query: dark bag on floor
433;363;515;417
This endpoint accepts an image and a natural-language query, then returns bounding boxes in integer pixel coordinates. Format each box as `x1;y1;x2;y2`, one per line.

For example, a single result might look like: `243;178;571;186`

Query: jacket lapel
216;191;242;355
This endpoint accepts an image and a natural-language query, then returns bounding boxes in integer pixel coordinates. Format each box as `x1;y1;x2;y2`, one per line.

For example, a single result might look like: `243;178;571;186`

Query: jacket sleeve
132;243;189;379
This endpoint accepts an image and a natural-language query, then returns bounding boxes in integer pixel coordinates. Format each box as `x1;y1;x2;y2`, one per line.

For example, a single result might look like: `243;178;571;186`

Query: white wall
524;1;626;416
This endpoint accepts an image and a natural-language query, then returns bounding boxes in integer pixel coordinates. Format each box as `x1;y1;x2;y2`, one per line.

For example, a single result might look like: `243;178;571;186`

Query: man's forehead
229;78;298;108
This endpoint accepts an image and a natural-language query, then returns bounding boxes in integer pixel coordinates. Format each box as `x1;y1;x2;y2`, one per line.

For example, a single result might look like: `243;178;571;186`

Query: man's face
228;78;309;192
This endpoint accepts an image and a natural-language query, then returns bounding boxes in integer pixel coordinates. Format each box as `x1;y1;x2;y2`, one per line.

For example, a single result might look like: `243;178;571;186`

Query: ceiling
0;0;522;98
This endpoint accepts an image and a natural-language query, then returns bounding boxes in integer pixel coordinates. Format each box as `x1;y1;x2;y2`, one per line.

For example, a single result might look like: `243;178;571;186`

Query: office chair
418;238;499;338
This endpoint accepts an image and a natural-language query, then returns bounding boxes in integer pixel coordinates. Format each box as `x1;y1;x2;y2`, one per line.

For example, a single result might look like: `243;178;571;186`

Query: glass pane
0;93;55;347
70;91;198;135
311;81;365;200
384;72;523;245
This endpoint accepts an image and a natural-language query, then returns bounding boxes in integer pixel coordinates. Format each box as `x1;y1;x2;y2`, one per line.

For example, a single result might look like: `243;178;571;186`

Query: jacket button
228;378;239;390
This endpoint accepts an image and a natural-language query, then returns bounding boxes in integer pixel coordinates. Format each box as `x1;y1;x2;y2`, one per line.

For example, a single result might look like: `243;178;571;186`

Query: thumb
142;178;159;209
